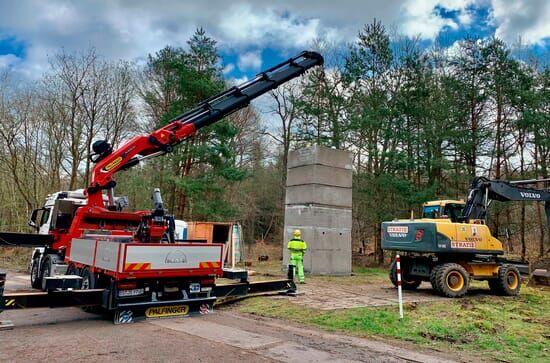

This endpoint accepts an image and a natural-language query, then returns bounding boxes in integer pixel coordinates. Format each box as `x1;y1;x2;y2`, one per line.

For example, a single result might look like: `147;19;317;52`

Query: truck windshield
422;206;441;219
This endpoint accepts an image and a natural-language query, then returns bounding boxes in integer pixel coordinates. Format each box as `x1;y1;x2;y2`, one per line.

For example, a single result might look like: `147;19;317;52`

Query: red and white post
396;254;404;320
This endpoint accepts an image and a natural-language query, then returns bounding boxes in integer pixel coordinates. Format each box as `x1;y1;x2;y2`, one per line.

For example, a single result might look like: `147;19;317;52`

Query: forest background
1;21;549;264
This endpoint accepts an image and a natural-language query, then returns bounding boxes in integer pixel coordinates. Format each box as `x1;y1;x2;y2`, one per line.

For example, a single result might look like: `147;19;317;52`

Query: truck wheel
80;267;97;290
30;257;42;289
80;268;102;314
435;263;469;298
489;264;521;296
389;260;422;290
430;265;442;290
66;263;78;276
40;256;55;291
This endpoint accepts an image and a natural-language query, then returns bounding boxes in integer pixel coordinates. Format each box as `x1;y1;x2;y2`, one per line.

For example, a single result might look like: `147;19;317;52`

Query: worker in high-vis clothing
287;229;307;283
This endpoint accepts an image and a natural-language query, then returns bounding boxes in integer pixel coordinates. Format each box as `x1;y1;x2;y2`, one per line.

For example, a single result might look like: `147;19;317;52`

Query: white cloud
0;54;21;70
458;8;474;26
219;4;332;48
238;50;262;71
491;0;550;45
400;0;477;40
222;63;235;75
228;75;249;86
0;0;548;80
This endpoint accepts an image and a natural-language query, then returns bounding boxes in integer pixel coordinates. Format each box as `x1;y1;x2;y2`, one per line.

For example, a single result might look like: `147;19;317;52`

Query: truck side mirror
28;209;40;231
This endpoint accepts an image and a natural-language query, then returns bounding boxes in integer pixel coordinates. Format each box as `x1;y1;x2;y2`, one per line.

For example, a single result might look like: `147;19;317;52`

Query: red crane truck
0;51;324;323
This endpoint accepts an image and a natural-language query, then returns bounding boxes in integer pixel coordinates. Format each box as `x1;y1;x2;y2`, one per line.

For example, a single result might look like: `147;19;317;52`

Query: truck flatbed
0;271;294;324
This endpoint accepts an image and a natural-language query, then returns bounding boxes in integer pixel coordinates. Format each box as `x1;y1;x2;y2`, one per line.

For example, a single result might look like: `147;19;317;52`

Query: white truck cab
27;190;128;288
29;190;88;235
28;190;128;235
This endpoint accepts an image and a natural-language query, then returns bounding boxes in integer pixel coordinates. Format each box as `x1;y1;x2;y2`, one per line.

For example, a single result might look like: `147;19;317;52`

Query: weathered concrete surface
283;226;352;275
283;145;353;275
286;164;352;188
287;145;353;170
285;184;352;208
284;206;352;228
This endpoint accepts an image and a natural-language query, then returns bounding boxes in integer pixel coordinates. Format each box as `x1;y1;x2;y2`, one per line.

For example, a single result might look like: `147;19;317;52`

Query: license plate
118;288;144;297
145;305;189;318
189;283;200;293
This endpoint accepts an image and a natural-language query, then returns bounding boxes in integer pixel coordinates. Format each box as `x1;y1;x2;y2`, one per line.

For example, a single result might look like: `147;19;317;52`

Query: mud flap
113;297;216;324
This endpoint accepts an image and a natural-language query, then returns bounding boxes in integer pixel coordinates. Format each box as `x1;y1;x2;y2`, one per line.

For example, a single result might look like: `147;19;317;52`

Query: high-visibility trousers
290;254;305;282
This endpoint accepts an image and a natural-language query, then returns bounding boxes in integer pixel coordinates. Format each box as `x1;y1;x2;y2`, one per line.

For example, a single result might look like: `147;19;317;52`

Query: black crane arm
461;176;550;226
167;50;324;132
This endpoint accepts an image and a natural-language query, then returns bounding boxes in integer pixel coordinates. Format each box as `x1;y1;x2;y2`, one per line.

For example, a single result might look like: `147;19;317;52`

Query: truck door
29;207;53;235
38;208;52;235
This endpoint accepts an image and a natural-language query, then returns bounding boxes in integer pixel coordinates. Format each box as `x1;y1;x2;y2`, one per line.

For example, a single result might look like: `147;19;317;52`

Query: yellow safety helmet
293;229;301;238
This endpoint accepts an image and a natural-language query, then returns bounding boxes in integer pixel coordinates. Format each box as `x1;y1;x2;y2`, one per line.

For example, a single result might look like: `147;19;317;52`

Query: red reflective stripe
199;261;221;268
395;254;403;286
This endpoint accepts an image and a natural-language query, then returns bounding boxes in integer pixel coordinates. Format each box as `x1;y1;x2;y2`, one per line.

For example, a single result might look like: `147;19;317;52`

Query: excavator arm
86;51;323;208
461;176;550;226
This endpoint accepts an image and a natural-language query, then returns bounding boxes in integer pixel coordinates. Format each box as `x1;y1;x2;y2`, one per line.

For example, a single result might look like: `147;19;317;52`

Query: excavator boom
461;176;550;224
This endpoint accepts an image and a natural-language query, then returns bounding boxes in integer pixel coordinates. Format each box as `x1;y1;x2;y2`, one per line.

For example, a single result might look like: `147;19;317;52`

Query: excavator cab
421;200;465;222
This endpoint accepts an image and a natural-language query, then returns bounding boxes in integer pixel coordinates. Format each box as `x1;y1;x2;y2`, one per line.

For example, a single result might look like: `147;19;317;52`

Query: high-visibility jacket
287;238;307;257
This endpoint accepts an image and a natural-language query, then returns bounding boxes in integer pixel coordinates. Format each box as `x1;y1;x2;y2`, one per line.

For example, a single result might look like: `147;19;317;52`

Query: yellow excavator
382;177;550;297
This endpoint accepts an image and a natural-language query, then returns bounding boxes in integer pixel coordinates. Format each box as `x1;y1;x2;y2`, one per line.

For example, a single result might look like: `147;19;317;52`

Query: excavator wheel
435;263;470;298
429;265;442;291
389;261;422;290
489;264;521;296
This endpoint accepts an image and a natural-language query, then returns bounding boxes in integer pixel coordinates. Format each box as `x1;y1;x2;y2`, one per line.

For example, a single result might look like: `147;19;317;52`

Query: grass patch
237;286;550;363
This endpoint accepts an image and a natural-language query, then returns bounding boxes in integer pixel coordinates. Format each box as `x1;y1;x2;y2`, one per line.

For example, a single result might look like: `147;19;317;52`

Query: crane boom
87;51;324;208
461;176;550;225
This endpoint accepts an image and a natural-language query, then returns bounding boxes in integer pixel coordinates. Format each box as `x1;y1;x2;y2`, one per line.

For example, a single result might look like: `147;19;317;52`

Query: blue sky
0;1;549;80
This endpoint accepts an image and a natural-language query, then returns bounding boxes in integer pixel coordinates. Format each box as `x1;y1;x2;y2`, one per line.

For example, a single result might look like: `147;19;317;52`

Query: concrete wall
283;145;353;275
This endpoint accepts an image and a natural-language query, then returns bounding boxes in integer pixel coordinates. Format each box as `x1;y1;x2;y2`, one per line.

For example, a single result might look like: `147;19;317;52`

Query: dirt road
1;271;458;363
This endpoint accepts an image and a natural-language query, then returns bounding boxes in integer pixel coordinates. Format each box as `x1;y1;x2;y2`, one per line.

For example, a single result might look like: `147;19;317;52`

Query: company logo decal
146;305;189;318
165;250;188;264
451;241;476;249
388;226;408;233
520;192;541;199
103;156;123;172
387;225;408;238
